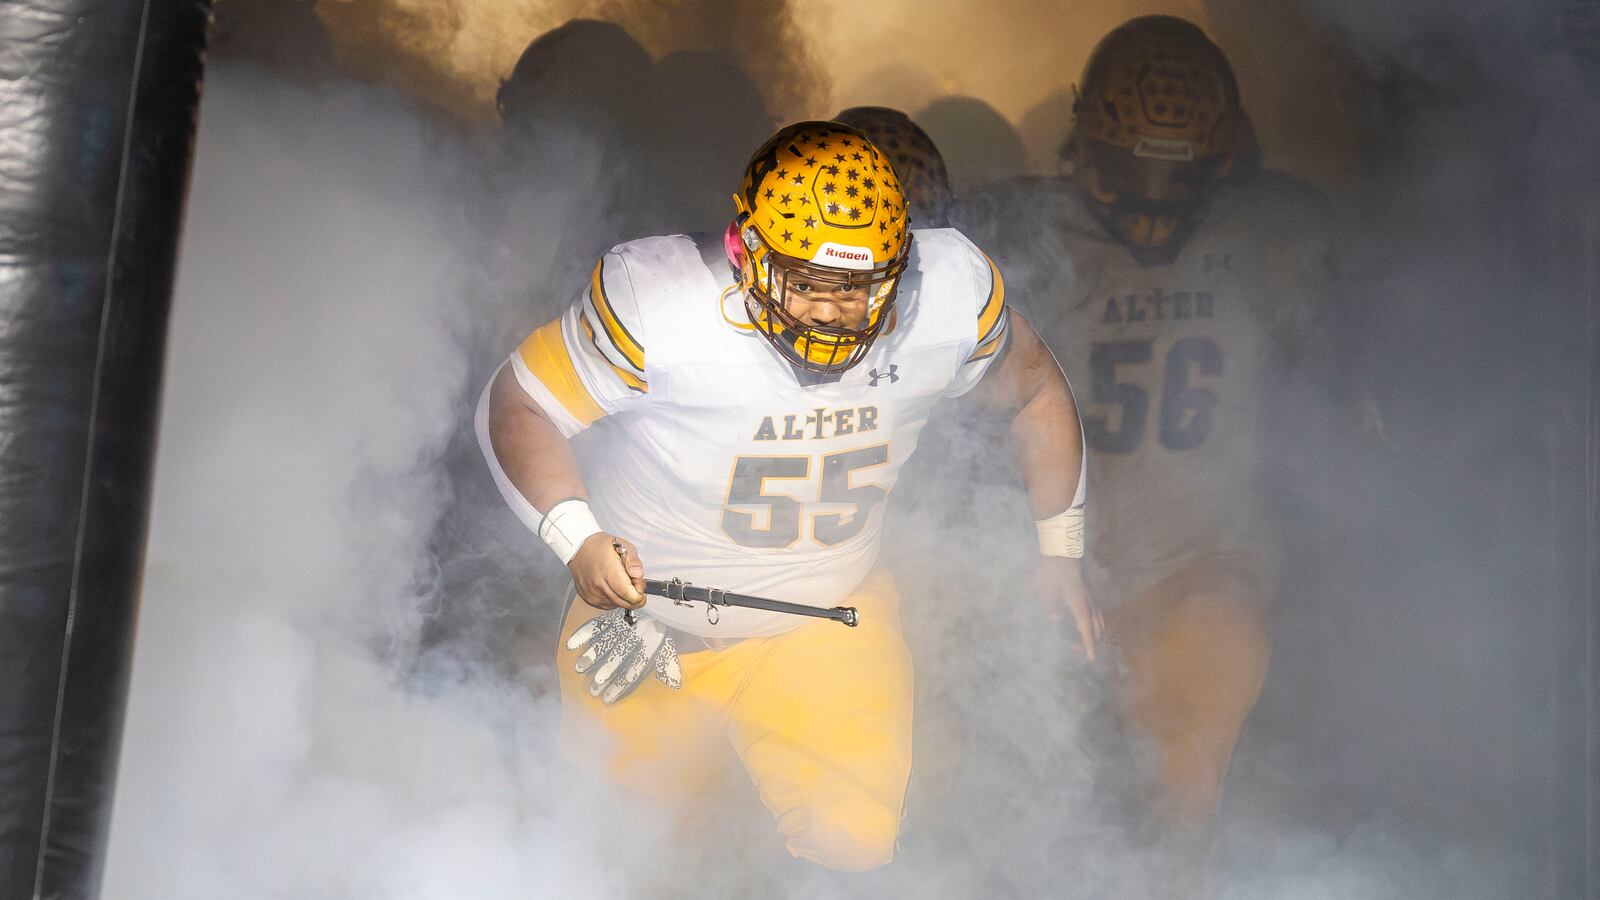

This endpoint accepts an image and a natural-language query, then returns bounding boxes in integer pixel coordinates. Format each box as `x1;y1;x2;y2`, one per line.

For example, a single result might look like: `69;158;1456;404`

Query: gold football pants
555;570;913;872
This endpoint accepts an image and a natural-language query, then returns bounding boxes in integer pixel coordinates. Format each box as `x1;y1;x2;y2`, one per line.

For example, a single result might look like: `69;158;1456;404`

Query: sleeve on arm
943;247;1011;398
508;253;651;437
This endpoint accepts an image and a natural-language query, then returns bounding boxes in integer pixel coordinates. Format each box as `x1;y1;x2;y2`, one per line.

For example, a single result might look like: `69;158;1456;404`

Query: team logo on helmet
1133;137;1197;162
729;121;912;375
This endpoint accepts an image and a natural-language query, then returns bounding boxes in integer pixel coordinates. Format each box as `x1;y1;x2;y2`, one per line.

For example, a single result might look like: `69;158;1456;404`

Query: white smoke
100;64;669;898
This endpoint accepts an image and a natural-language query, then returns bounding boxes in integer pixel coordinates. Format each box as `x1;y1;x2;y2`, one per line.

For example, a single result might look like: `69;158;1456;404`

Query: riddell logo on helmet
1133;137;1196;162
812;242;874;271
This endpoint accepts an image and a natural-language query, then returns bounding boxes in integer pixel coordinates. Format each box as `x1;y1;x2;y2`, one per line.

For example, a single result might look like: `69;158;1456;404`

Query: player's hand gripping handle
563;538;683;704
568;533;646;611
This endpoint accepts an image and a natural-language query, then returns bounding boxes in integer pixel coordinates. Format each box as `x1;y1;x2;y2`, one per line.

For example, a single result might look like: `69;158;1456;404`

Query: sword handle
614;540;639;626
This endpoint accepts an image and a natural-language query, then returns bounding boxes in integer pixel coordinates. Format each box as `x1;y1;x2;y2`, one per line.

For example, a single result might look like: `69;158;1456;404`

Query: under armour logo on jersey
868;365;899;386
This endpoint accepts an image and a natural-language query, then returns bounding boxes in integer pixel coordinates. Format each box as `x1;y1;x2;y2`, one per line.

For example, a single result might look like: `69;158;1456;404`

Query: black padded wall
0;2;211;897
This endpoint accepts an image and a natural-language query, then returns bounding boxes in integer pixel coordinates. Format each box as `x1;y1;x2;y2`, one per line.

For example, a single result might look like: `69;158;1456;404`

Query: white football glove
564;609;684;704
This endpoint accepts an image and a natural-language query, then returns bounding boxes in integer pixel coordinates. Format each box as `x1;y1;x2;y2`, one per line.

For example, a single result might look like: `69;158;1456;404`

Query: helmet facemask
737;219;910;374
1077;135;1234;265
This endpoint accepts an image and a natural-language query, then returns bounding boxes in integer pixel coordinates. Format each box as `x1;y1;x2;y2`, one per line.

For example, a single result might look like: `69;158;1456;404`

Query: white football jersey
958;173;1332;602
486;228;1008;637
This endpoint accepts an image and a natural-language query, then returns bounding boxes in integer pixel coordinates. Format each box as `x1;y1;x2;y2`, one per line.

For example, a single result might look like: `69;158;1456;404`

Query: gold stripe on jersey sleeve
517;319;606;426
975;252;1006;346
580;314;648;393
967;319;1009;363
588;258;646;373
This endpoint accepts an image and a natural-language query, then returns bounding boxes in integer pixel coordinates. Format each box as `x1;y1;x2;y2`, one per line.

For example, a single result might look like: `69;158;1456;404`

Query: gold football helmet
1066;16;1243;262
728;121;912;375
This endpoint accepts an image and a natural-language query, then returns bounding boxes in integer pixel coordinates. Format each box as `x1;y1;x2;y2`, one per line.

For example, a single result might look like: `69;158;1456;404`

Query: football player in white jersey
478;121;1096;872
957;15;1335;866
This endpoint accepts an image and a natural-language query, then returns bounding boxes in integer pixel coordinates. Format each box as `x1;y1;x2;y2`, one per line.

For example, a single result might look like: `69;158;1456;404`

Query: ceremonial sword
642;578;859;627
611;542;859;628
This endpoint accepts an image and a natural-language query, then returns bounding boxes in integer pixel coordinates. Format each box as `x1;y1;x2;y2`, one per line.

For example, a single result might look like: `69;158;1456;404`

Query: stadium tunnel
0;2;1598;898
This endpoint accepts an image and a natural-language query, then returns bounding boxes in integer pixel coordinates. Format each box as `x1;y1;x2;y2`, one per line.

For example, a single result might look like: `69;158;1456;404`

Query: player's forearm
486;363;589;513
1011;378;1084;518
981;314;1085;517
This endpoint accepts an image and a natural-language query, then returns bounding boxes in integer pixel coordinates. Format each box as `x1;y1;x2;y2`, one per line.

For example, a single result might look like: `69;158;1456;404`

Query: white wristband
1036;506;1085;558
539;499;604;565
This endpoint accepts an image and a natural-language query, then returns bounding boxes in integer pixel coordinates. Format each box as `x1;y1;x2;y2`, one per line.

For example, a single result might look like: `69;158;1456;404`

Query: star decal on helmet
832;106;954;224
